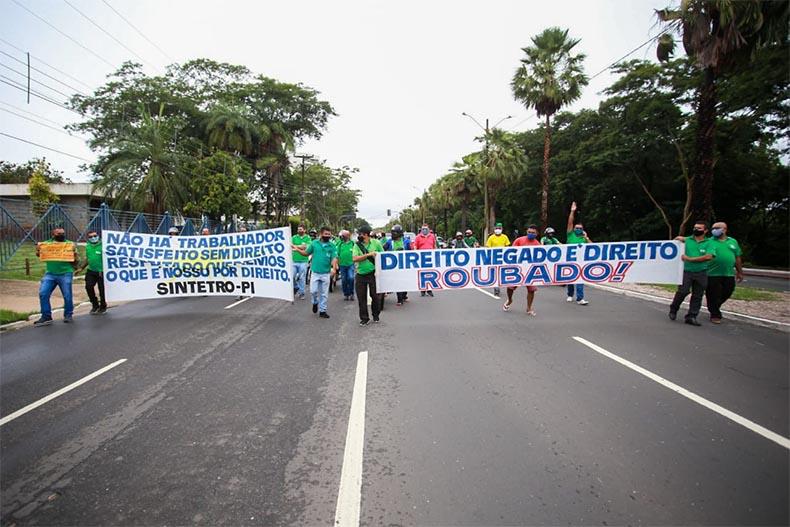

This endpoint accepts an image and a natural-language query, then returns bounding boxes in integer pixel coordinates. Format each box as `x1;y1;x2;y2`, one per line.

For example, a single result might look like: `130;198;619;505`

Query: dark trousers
355;272;380;322
670;271;707;319
395;292;407;303
85;269;106;309
706;276;736;319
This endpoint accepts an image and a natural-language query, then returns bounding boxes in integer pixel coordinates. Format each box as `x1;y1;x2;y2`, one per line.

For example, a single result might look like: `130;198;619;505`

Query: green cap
495;222;503;228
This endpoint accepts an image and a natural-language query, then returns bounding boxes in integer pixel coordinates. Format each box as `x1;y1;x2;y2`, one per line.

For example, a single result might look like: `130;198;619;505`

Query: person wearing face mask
413;223;437;297
704;221;742;324
450;231;469;249
34;227;79;326
383;224;412;306
541;227;560;246
292;226;338;319
463;229;479;248
352;225;384;325
78;230;107;315
486;222;511;297
335;230;356;301
503;225;542;315
566;202;592;305
669;221;717;326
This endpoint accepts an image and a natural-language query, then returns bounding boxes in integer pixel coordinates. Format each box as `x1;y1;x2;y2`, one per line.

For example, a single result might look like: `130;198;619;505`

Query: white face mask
494;229;502;235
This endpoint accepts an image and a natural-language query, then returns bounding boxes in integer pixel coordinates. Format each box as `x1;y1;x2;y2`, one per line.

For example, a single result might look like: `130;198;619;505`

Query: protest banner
102;228;294;302
37;241;75;262
376;240;683;293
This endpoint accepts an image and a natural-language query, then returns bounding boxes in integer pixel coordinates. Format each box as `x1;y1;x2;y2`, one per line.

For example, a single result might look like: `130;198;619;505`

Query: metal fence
0;198;250;270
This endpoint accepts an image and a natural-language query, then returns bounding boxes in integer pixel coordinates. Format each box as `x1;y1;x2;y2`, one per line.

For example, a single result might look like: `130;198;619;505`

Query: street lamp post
294;154;313;225
461;112;512;240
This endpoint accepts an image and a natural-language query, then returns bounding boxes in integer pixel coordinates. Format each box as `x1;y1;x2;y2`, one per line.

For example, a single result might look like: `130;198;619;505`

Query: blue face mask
421;228;429;235
574;228;584;235
88;236;100;243
711;228;723;238
527;233;537;240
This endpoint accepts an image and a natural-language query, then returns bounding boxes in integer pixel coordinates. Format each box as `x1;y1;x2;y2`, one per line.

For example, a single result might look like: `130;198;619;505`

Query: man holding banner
566;202;592;305
34;227;78;326
503;225;541;316
352;225;383;325
669;222;717;326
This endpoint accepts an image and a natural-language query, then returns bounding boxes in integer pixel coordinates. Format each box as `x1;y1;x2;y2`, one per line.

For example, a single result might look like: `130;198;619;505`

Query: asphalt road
1;284;787;526
741;274;789;292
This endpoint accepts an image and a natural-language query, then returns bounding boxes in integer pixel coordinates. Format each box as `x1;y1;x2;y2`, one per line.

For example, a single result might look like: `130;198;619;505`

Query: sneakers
668;311;677;321
373;316;380;323
359;319;370;326
566;296;573;302
98;307;107;315
685;317;701;327
63;315;74;323
312;303;318;314
33;316;52;327
710;317;722;324
426;291;434;297
319;312;330;319
420;291;426;297
90;306;99;315
298;293;305;300
576;299;589;306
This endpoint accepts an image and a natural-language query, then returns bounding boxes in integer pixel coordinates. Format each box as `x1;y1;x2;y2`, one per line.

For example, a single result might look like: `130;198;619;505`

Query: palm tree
481;129;528;228
512;27;588;228
447;158;480;231
203;105;263;156
94;104;189;214
656;0;788;223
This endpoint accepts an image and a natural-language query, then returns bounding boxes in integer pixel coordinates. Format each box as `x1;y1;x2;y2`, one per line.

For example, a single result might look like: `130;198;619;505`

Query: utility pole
294;154;312;225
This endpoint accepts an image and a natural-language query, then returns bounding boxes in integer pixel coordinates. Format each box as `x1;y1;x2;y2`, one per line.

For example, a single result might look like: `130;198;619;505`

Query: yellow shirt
485;233;510;247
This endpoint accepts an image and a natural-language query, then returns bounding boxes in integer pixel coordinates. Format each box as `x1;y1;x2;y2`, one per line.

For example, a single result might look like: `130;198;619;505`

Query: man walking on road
705;221;742;324
335;230;356;301
292;225;311;300
352;225;384;325
78;230;107;315
669;221;717;326
413;223;437;297
383;224;412;306
485;222;510;297
566;202;592;305
34;227;78;326
503;225;541;316
292;226;337;319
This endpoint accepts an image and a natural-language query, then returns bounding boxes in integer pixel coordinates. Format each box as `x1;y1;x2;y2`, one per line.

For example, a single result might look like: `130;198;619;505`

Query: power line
0;37;93;91
100;0;175;63
0;76;80;114
10;0;116;69
62;0;161;71
0;106;84;138
0;49;87;96
0;60;72;99
0;131;91;161
0;99;65;126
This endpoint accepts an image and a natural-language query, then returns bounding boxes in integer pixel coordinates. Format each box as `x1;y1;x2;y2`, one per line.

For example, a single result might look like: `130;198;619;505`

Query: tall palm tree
448;158;480;231
656;0;788;223
512;27;588;228
482;129;528;228
94;104;189;214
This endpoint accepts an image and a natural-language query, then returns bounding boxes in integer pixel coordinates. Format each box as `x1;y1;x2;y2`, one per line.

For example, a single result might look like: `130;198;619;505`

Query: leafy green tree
1;158;67;184
184;151;251;220
28;162;60;216
656;0;789;222
512;27;588;228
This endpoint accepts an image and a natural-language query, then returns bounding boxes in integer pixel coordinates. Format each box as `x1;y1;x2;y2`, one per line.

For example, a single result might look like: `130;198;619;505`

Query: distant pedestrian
201;227;210;236
78;230;107;315
34;227;78;326
168;226;179;237
704;221;742;324
669;221;717;326
541;227;561;246
383;224;412;306
450;231;469;249
464;229;479;248
485;222;510;297
292;225;311;299
566;202;591;305
352;225;384;325
292;226;338;319
336;229;356;301
413;223;437;297
503;225;541;316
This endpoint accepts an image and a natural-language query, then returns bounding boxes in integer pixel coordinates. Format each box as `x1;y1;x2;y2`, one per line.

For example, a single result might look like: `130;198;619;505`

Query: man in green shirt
352;225;384;325
335;230;356;301
669;221;717;326
463;229;479;248
705;221;743;324
541;226;561;245
292;224;312;299
566;202;592;305
34;227;78;326
293;226;338;318
78;229;107;314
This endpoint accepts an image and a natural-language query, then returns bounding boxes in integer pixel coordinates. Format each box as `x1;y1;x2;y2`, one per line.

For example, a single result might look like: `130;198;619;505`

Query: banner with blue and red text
376;240;683;293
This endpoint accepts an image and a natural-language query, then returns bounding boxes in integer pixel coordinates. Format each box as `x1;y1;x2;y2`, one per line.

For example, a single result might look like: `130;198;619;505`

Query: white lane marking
572;336;790;450
473;286;500;300
224;296;252;310
591;283;790;327
0;359;127;427
334;351;368;527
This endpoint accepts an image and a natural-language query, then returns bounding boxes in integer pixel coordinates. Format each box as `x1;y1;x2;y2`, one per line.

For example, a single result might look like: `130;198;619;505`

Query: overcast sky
1;0;671;224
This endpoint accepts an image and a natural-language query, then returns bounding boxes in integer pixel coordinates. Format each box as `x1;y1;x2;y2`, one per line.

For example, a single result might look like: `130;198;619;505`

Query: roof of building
0;183;105;198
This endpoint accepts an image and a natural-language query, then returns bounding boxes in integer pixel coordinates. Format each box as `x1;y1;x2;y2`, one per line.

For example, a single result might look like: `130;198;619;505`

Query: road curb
0;301;95;332
590;284;789;331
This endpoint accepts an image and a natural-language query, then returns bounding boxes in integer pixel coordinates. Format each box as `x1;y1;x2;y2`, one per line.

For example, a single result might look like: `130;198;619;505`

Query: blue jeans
39;272;74;318
293;262;308;295
567;283;585;301
310;272;330;312
339;265;355;297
